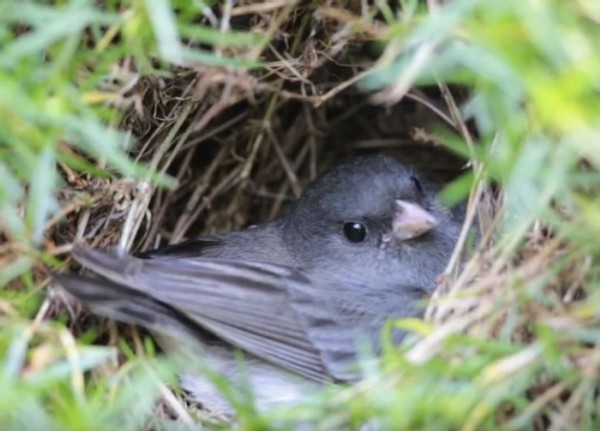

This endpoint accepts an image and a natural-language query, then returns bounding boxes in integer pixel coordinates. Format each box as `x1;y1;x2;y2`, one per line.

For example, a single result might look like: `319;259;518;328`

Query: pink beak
391;200;438;240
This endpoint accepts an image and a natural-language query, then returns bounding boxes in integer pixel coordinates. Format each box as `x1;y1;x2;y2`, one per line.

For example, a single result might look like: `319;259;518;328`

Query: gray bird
56;154;464;414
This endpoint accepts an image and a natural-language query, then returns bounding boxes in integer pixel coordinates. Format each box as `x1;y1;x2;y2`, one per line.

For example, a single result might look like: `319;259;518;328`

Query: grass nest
6;1;597;430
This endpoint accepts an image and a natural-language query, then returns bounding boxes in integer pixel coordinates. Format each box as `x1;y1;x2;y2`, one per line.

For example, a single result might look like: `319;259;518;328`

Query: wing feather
66;245;396;382
68;245;352;381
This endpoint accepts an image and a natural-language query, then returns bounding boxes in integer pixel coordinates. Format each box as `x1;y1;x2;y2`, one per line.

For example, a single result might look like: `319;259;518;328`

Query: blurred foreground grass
2;1;600;430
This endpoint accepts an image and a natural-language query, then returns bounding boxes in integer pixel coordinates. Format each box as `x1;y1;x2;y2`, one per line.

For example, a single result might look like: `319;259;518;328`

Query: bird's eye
343;221;368;243
410;175;423;194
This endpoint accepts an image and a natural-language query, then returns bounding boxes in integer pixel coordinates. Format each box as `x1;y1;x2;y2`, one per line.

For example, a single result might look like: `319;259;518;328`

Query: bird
56;154;465;414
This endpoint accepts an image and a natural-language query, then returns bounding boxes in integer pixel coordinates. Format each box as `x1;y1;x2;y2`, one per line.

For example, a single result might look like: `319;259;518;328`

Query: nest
26;2;593;430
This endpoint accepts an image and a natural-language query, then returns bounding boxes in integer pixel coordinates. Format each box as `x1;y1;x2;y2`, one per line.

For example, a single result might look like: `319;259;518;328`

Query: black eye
343;221;368;243
410;175;423;194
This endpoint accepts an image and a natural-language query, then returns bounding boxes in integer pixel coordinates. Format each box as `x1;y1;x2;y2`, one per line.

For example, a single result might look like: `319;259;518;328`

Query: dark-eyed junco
56;154;465;414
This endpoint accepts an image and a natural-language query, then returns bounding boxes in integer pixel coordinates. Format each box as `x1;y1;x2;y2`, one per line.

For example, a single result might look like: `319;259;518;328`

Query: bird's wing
61;245;369;382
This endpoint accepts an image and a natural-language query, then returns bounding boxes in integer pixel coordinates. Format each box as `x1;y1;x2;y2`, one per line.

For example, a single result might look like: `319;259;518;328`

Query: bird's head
283;154;465;292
